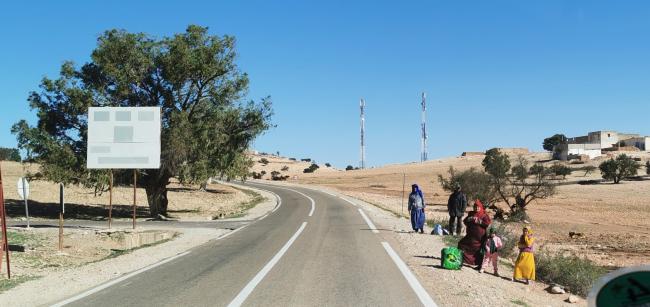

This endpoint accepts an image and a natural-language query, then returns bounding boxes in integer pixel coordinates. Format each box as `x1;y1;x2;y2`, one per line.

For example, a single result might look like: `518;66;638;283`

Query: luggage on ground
441;247;463;270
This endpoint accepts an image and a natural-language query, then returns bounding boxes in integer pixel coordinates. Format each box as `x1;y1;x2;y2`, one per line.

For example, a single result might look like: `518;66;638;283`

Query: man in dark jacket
447;186;467;235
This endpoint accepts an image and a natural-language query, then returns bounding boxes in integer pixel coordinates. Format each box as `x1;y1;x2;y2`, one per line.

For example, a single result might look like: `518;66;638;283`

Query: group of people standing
407;184;536;284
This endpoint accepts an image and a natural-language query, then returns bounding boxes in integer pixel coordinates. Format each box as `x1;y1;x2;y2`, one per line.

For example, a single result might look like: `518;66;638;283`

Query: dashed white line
381;242;438;307
227;222;308;307
358;208;379;233
50;251;191;307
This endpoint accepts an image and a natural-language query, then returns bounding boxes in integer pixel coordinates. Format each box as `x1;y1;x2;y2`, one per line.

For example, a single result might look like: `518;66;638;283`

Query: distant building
555;130;649;160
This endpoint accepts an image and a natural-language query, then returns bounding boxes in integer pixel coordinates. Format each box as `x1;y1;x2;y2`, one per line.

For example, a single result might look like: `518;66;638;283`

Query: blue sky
1;1;649;168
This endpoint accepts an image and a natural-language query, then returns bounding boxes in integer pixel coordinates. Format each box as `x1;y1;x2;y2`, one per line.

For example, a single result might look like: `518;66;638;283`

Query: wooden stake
108;170;113;229
0;162;11;279
133;169;137;230
401;173;406;217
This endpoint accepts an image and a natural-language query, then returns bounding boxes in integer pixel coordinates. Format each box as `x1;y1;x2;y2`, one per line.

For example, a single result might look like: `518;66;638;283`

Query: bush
529;164;545;176
281;166;289;171
303;163;319;173
345;165;354;171
289;158;296;161
250;172;263;179
301;158;311;162
550;163;572;179
536;250;607;296
543;134;567;152
599;154;640;183
325;163;331;167
438;166;496;203
0;147;21;162
646;161;650;175
259;158;269;165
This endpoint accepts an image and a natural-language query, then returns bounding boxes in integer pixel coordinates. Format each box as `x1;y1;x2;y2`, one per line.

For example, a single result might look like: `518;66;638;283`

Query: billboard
87;107;161;169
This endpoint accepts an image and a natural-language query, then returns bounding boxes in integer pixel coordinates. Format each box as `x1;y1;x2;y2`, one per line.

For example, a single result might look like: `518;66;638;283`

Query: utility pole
360;98;366;169
421;92;428;162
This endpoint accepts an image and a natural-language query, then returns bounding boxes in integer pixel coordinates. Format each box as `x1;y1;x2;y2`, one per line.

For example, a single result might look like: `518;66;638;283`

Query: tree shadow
4;198;149;220
167;187;233;195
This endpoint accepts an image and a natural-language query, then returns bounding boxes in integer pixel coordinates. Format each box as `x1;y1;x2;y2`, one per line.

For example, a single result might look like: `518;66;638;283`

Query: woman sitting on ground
457;200;491;267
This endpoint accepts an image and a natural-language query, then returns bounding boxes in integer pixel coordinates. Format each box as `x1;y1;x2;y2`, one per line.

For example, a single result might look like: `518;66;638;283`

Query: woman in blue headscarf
408;184;426;233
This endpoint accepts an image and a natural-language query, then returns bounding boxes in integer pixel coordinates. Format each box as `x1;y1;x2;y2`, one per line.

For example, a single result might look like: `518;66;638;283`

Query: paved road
53;182;436;307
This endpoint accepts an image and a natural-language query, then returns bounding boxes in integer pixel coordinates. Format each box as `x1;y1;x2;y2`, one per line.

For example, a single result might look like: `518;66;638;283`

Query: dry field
0;161;253;221
267;151;650;268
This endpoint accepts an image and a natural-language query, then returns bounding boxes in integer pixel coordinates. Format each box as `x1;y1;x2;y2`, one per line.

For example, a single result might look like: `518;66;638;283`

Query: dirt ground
0;161;253;221
285;151;650;268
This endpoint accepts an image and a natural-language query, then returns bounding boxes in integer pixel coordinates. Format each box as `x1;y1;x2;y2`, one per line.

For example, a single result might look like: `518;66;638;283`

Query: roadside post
0;162;11;278
86;107;161;230
401;173;406;217
58;183;64;251
17;177;30;228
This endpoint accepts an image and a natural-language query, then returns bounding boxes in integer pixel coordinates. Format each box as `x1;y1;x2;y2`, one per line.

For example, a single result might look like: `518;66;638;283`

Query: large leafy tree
599;154;640;184
543;134;567;152
12;25;273;217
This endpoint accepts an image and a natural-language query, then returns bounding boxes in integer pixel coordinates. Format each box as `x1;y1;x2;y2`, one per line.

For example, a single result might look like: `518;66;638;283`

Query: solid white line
358;208;379;233
227;222;308;307
381;242;438;307
269;186;316;217
50;251;191;307
339;196;358;207
214;190;282;241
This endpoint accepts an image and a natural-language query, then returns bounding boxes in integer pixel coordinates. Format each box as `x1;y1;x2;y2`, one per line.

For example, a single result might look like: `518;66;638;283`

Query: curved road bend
53;182;436;307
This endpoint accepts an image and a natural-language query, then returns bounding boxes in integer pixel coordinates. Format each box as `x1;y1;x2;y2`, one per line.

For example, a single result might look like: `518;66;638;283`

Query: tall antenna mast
421;92;428;162
360;98;366;169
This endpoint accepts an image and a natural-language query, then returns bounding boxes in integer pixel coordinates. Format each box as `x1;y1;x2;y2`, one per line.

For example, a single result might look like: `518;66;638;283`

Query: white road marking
339;196;358;207
50;251;191;307
227;222;308;307
268;186;315;217
214;190;282;241
358;208;379;233
381;242;438;307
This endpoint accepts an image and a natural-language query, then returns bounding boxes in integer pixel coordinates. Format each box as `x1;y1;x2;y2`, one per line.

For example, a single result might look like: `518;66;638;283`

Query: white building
555;130;649;161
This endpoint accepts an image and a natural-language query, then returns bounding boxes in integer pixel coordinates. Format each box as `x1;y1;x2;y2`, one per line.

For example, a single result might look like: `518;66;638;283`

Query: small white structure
554;143;602;161
87;107;161;169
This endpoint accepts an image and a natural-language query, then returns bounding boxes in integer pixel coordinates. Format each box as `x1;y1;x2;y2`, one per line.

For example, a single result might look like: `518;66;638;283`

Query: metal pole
421;92;428;162
0;162;11;278
108;170;113;229
21;177;30;228
401;173;406;217
360;98;366;169
59;183;63;251
133;169;137;230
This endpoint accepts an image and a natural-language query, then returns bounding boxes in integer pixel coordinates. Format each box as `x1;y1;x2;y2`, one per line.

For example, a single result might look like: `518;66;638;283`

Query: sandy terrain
0;161;253;221
250;154;341;180
291;151;650;268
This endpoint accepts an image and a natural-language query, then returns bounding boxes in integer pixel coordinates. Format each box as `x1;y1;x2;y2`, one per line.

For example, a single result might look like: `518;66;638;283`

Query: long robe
408;192;426;231
457;212;491;265
514;234;536;280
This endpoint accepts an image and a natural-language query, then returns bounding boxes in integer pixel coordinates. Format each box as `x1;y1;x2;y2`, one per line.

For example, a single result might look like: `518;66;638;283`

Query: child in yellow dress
513;226;535;284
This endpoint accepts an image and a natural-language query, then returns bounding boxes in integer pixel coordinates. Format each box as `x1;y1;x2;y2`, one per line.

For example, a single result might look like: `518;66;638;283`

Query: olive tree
599;154;640;184
11;25;273;217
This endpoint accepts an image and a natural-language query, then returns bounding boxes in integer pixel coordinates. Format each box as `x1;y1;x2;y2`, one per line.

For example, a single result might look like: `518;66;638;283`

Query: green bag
441;247;463;270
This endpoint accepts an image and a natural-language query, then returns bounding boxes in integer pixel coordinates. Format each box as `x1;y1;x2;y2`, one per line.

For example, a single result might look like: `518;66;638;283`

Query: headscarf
473;199;486;217
411;184;424;200
519;226;534;248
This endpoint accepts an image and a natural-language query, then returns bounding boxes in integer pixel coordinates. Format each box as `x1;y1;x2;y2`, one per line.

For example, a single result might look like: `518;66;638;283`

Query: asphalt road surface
51;182;437;307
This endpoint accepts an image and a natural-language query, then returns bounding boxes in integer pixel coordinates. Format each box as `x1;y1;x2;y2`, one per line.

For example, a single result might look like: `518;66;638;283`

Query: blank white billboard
87;107;161;169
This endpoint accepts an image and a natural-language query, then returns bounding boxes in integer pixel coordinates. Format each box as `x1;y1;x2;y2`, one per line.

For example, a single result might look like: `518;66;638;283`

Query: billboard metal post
133;169;137;230
0;162;11;278
108;170;113;229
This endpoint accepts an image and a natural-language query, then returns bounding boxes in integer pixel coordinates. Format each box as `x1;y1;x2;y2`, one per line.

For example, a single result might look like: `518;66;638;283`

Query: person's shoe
478;269;484;274
494;272;500;277
524;279;530;285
